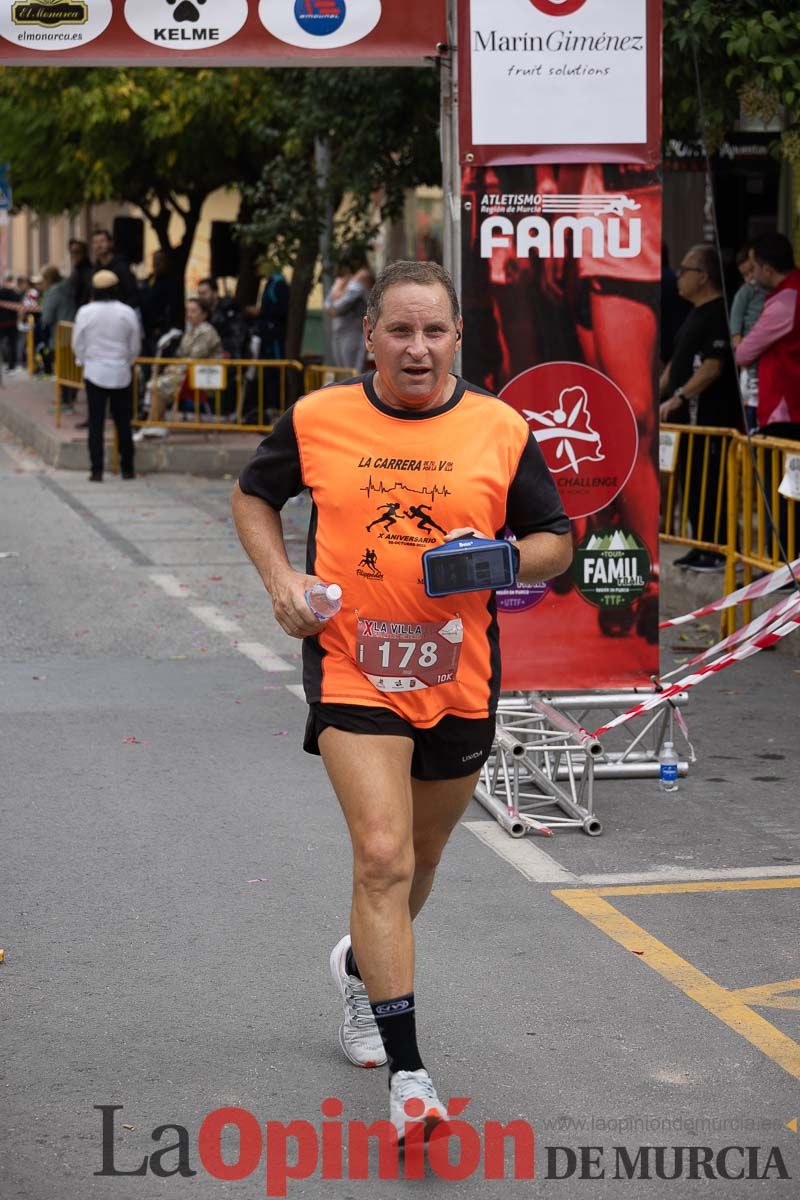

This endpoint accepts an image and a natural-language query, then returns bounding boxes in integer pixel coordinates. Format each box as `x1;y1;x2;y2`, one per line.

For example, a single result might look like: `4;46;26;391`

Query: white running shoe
389;1069;446;1142
329;935;386;1069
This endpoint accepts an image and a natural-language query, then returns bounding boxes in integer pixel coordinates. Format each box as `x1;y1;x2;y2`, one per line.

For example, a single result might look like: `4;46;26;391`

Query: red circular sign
529;0;588;16
500;362;639;521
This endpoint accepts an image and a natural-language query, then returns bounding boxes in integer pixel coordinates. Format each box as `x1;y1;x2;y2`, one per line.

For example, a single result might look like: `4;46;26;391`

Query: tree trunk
285;241;317;362
233;196;261;308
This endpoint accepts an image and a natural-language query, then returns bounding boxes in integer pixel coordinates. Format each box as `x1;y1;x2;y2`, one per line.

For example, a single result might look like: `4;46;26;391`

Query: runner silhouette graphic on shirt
366;502;402;532
359;548;380;574
404;503;447;536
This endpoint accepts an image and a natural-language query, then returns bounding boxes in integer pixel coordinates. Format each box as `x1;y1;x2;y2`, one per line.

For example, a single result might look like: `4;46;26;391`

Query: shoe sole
329;937;386;1070
397;1112;447;1148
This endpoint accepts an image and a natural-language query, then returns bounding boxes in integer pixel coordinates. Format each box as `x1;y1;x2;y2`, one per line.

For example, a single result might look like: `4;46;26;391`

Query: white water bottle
658;741;680;792
305;582;342;621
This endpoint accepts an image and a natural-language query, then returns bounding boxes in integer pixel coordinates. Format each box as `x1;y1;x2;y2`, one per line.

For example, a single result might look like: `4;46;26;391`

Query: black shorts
303;703;496;782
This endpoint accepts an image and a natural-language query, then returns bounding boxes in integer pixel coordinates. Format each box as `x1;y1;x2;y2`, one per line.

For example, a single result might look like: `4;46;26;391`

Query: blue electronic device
422;538;519;598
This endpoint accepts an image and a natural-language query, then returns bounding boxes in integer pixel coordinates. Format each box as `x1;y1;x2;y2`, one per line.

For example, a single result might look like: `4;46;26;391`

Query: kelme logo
260;0;380;50
530;0;588;16
124;0;248;49
294;0;346;38
1;0;111;47
11;2;86;25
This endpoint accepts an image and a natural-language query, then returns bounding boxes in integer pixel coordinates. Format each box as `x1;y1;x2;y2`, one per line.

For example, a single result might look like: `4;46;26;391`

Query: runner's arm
231;484;323;639
445;526;571;584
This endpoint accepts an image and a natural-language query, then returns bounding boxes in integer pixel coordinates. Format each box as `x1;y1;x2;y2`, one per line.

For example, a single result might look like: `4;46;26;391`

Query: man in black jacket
91;230;139;310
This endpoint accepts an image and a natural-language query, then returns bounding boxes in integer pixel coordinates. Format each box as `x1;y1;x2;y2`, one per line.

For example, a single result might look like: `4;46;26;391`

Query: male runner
232;261;572;1137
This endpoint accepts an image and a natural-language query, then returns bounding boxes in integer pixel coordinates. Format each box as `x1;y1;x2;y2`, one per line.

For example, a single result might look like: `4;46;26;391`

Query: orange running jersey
239;372;568;727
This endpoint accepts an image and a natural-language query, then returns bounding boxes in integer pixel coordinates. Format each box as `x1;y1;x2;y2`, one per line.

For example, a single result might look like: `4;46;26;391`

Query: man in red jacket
736;233;800;439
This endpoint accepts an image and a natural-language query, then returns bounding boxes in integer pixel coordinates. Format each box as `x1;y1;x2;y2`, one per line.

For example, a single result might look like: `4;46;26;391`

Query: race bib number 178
356;617;463;693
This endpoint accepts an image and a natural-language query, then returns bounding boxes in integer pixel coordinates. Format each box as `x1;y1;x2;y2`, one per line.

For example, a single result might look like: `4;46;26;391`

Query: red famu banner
461;162;662;689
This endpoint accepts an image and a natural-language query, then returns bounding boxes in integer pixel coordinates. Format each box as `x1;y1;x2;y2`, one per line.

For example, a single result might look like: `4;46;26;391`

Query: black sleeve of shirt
505;434;571;538
699;305;731;362
237;407;304;510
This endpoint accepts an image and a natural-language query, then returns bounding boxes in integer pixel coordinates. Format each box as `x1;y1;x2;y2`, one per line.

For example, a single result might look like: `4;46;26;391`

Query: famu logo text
481;194;641;261
571;529;650;610
12;1;87;25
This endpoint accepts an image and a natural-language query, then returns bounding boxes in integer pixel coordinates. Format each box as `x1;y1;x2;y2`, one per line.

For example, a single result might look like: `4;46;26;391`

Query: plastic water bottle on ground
658;741;680;792
305;582;342;621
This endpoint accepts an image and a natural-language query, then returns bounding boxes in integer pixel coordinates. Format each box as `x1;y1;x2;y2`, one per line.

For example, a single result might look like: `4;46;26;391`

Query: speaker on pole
210;221;239;280
112;216;145;266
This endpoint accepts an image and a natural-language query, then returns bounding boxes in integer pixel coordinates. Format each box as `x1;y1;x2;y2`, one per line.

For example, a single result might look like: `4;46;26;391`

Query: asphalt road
2;430;799;1199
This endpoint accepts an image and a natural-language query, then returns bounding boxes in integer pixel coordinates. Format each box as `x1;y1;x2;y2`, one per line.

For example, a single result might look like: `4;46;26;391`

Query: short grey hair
366;261;461;328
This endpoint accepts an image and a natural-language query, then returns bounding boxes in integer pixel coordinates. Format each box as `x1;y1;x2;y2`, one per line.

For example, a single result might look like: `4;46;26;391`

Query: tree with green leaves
664;2;800;160
239;66;442;357
0;66;280;287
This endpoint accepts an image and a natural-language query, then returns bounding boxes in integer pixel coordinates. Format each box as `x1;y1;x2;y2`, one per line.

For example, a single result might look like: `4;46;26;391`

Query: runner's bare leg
409;772;481;919
319;729;416;1000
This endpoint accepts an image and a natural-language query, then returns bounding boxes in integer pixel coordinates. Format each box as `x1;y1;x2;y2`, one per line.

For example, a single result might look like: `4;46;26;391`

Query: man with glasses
659;245;739;572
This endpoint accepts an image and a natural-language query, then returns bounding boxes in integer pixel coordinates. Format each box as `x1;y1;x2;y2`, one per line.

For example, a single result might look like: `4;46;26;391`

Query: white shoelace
393;1072;437;1104
344;978;376;1029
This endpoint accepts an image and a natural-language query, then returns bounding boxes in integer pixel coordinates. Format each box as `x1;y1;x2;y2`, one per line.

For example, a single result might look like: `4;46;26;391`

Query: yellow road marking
574;877;800;897
553;881;800;1084
728;979;800;1011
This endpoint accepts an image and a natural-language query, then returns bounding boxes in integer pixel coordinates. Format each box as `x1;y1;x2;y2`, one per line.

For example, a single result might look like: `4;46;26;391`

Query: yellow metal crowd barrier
133;357;304;433
661;423;800;633
54;321;83;423
303;363;358;394
54;322;356;433
26;315;36;377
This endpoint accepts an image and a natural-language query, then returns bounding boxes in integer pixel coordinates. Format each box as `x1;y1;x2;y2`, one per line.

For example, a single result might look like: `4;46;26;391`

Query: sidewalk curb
0;387;261;477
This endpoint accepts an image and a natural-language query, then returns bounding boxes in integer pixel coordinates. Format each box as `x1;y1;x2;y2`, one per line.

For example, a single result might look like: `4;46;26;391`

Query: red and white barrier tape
661;589;800;678
591;594;800;737
660;556;800;628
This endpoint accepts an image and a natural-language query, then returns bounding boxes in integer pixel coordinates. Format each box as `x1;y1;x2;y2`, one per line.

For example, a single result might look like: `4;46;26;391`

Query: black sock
345;946;361;981
371;993;424;1077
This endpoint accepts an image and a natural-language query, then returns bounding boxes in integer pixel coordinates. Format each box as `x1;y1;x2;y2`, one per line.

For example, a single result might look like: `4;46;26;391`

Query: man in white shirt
72;270;142;482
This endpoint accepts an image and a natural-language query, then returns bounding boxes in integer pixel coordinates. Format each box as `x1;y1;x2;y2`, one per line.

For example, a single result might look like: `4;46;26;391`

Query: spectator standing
325;258;372;372
139;250;184;356
660;244;740;572
17;277;39;373
91;230;139;310
69;239;94;312
71;270;141;482
660;242;691;365
0;272;20;371
197;278;248;359
253;270;289;361
39;265;76;380
138;297;222;437
736;233;800;440
730;245;766;432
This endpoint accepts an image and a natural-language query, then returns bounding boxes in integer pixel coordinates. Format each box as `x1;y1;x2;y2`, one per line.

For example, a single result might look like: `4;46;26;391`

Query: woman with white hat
71;270;141;481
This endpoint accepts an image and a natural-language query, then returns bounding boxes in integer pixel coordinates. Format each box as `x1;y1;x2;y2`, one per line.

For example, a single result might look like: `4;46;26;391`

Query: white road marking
463;821;578;883
285;684;306;701
579;864;800;887
236;642;295;674
149;572;192;598
188;605;242;635
464;820;800;888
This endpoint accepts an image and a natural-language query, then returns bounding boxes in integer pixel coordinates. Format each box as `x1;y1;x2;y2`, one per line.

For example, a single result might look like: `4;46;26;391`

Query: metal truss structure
475;691;690;839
